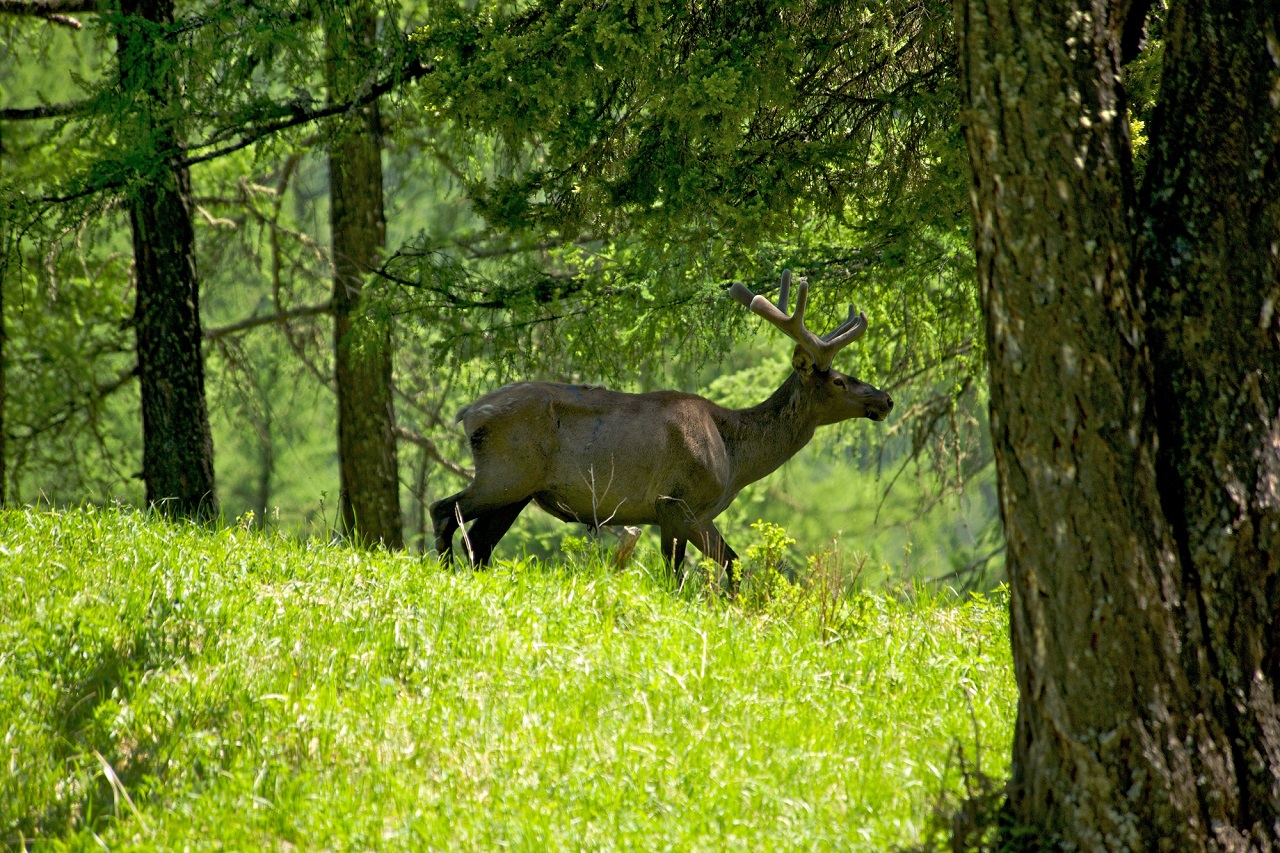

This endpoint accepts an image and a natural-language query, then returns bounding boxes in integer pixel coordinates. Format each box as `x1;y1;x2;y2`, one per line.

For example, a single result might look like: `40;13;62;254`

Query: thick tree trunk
118;0;217;519
327;5;403;548
1142;1;1280;843
957;0;1279;847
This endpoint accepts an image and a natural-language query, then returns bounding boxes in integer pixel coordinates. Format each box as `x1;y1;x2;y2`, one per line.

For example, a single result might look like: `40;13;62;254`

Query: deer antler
729;269;867;371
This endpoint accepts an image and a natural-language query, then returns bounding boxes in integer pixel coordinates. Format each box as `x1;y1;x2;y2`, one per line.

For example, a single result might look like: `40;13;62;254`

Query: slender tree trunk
957;0;1279;847
118;0;217;519
253;414;273;528
327;4;403;548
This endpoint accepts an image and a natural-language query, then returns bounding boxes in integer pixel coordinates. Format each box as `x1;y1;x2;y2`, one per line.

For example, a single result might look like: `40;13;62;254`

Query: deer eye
833;377;846;388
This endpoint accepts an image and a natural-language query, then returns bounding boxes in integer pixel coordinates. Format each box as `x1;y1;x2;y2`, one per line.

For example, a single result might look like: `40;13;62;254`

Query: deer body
431;271;893;591
460;382;738;528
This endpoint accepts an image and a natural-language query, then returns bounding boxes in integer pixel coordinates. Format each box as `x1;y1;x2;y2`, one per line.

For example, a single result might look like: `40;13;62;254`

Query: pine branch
40;59;434;204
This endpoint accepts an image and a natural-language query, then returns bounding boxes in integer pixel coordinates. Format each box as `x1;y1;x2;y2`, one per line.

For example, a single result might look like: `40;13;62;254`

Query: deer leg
692;524;742;597
429;491;467;561
655;496;694;585
465;498;531;567
430;488;530;565
662;535;689;583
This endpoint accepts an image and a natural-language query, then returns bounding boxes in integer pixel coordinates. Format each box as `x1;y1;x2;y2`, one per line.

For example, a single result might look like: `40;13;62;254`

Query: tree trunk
327;5;403;549
1142;0;1280;843
118;0;217;520
956;0;1279;847
252;411;273;529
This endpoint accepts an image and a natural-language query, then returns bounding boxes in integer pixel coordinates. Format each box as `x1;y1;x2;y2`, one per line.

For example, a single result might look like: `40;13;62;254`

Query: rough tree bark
956;0;1280;847
118;0;217;519
326;3;403;548
1142;1;1280;843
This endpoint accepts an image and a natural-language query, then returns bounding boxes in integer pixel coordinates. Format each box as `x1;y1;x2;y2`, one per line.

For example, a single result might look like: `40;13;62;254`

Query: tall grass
0;507;1014;851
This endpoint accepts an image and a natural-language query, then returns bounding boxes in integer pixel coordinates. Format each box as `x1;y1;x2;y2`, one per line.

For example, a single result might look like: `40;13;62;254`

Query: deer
430;270;894;593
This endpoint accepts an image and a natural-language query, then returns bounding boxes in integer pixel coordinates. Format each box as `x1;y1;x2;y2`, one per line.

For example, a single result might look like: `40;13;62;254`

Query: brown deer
430;270;893;592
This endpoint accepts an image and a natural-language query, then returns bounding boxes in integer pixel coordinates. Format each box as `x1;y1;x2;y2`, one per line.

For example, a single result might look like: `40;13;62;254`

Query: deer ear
792;345;817;375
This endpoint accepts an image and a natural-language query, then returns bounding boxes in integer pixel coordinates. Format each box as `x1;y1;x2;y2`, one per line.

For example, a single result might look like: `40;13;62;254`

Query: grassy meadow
1;507;1015;851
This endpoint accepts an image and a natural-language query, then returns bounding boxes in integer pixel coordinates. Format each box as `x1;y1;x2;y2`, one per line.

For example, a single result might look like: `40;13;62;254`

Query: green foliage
396;0;980;398
1123;3;1165;187
1;207;140;503
744;519;796;574
414;0;958;249
736;519;805;616
0;506;1015;850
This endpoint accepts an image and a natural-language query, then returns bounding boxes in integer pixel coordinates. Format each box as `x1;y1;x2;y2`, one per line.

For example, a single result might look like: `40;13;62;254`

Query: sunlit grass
0;506;1014;851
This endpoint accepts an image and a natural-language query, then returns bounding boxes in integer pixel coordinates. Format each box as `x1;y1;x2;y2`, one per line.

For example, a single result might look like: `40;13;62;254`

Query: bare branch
203;302;332;341
0;102;88;121
929;545;1006;586
393;426;472;481
0;0;97;14
180;60;434;170
10;363;136;442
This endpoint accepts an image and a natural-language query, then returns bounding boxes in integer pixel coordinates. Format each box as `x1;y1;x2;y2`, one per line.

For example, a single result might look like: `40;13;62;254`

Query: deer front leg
692;523;741;597
655;496;693;586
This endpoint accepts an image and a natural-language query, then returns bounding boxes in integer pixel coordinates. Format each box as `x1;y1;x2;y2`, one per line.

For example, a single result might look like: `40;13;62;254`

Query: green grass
0;507;1014;851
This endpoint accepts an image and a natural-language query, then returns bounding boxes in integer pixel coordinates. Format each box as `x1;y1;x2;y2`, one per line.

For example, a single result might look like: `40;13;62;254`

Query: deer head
729;270;893;424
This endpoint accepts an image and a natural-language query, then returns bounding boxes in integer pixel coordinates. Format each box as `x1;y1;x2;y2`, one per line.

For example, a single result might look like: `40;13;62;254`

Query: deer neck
721;372;819;491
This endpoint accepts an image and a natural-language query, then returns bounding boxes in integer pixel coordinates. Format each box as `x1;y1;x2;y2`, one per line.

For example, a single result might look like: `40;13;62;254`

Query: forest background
0;0;999;587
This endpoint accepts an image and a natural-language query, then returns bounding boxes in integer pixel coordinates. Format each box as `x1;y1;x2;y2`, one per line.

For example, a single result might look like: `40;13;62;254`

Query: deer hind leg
431;460;546;564
465;497;532;567
430;489;529;565
429;491;466;561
